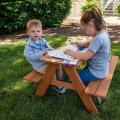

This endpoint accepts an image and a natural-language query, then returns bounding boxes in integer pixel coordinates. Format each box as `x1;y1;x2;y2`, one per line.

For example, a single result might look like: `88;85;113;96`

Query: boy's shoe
92;96;102;104
52;86;66;94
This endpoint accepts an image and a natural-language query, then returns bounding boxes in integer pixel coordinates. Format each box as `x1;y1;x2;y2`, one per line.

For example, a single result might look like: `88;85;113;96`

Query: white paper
47;45;78;61
66;36;87;45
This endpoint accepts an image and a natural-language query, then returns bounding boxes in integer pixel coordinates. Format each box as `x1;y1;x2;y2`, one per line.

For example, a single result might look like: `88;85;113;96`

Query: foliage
0;0;31;34
81;0;99;13
117;4;120;16
0;0;71;35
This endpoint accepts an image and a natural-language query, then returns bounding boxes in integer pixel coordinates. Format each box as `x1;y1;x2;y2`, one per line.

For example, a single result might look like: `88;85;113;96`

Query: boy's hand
43;49;48;55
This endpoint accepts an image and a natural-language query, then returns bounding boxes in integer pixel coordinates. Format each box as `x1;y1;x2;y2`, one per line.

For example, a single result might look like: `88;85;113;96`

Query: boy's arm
24;44;45;61
42;38;54;50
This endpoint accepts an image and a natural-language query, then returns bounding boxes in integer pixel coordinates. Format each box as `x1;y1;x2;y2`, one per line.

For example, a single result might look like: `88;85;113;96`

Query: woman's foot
92;96;102;104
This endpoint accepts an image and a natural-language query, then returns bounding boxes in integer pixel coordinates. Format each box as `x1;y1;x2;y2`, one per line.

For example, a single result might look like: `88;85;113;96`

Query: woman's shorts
78;67;100;85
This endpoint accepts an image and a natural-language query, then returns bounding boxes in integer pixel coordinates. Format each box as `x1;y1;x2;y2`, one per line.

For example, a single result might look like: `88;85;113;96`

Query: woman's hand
64;49;75;56
76;42;84;48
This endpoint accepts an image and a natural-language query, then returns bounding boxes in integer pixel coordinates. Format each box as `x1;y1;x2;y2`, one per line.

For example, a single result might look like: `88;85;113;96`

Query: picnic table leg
35;63;59;96
64;65;99;114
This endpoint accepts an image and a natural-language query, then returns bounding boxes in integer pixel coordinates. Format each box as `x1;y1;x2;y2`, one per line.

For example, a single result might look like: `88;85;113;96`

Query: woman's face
84;22;97;37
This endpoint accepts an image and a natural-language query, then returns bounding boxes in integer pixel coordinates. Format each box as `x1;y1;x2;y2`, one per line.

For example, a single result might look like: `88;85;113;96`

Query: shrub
117;4;120;16
0;0;31;34
0;0;71;35
81;0;100;13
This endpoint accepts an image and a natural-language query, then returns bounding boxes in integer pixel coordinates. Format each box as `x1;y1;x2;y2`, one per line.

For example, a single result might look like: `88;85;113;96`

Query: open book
47;45;79;65
66;36;87;45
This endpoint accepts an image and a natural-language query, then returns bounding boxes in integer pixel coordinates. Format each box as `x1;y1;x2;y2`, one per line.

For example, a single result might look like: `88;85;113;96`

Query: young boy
24;19;66;93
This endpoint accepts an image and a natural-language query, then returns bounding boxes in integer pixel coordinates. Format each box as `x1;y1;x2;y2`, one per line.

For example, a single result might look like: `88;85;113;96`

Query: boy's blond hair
26;19;42;31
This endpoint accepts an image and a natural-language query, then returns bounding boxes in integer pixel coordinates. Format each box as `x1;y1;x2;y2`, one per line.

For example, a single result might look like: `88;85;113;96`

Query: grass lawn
0;35;120;120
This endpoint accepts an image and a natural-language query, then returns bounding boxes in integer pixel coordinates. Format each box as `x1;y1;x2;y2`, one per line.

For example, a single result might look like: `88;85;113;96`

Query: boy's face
27;25;42;40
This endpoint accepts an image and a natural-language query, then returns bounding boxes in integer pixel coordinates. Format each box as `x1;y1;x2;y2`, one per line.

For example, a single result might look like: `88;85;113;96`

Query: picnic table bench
85;55;118;97
23;55;118;113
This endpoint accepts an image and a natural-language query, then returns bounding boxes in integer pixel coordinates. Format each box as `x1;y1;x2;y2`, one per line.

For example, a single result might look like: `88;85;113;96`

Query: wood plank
23;70;43;83
64;65;99;113
35;63;59;96
40;55;64;64
85;80;101;96
50;80;75;90
95;56;118;97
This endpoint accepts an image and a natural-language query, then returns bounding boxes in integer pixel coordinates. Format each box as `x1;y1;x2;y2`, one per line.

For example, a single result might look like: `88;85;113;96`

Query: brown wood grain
23;70;43;83
35;63;59;96
64;65;99;113
50;80;75;90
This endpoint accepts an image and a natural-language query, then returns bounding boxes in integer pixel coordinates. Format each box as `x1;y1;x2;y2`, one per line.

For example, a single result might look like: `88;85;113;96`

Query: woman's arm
64;49;94;60
77;36;92;48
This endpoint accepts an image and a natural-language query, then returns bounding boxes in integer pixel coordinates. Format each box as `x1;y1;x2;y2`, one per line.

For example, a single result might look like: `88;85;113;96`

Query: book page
59;44;78;52
47;45;78;61
66;36;87;45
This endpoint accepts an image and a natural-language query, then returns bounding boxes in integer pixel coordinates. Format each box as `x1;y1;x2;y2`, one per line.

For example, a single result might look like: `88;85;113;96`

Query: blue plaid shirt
24;37;53;69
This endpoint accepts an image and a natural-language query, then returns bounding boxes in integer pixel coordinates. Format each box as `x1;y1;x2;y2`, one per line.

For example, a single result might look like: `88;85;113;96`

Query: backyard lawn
0;35;120;120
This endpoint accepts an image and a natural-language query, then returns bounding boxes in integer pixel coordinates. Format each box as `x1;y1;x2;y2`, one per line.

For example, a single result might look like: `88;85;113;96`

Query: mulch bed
0;26;120;42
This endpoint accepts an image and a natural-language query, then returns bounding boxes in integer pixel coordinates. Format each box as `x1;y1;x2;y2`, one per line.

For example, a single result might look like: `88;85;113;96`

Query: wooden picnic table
23;54;118;114
23;35;118;113
35;55;99;113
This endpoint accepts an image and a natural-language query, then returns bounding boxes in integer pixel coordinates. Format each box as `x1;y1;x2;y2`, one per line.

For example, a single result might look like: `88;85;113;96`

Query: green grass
0;35;120;120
